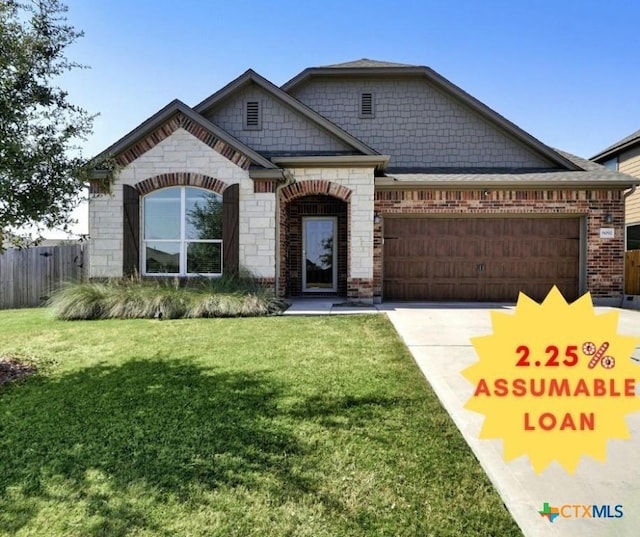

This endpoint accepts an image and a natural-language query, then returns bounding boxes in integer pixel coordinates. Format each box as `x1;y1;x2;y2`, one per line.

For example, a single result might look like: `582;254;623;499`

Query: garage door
383;217;580;302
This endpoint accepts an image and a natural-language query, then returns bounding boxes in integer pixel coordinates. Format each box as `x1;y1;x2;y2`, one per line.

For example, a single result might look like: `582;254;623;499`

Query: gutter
623;185;637;200
376;179;640;189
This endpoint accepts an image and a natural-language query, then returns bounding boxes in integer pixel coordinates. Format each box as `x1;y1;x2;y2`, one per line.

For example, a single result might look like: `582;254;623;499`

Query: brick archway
279;180;352;298
134;172;228;195
280;180;352;203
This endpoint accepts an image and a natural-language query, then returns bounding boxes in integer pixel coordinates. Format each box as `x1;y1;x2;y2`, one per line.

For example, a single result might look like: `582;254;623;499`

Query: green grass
48;276;287;320
0;310;521;537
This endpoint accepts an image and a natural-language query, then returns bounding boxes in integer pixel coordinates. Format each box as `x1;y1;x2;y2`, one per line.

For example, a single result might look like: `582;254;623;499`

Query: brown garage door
383;217;580;302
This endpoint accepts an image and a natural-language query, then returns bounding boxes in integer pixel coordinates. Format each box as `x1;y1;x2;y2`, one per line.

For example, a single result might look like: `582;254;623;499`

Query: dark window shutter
123;185;140;276
222;183;239;275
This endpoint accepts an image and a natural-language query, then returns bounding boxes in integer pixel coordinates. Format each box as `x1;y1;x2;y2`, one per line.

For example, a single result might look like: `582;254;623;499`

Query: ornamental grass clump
48;275;287;320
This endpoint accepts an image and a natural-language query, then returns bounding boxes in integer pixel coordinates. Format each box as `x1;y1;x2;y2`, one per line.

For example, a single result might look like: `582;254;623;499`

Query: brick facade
134;172;227;195
278;180;352;298
282;195;348;296
277;172;375;301
89;128;269;279
374;189;625;301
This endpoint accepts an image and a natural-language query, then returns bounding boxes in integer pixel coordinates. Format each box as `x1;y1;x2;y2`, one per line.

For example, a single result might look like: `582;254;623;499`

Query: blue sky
52;0;640;236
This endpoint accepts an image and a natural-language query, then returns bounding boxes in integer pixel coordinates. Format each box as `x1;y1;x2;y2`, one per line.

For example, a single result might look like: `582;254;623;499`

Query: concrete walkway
283;298;379;315
379;303;640;537
283;298;640;535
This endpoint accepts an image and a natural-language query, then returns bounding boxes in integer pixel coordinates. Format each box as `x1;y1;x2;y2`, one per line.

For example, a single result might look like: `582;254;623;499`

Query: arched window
142;186;223;275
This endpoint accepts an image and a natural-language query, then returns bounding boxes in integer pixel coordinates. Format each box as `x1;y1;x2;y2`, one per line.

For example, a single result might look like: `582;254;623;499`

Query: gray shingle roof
591;129;640;161
322;58;414;68
378;149;639;188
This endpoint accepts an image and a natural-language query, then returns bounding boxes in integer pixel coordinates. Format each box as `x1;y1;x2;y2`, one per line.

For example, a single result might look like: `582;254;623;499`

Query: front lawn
0;310;521;537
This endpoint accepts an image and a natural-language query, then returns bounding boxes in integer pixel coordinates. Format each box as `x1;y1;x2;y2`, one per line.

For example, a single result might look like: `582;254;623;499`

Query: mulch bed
0;357;36;385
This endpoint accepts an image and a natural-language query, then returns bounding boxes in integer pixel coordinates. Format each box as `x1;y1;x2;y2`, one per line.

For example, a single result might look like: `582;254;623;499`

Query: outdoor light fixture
605;214;614;224
373;212;381;224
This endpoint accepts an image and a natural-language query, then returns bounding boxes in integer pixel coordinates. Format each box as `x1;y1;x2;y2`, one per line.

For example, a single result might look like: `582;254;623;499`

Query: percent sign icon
582;341;616;369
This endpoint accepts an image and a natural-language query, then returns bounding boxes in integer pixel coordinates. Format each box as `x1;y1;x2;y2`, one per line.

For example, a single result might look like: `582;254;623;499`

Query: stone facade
374;189;624;303
89;128;276;279
290;77;555;169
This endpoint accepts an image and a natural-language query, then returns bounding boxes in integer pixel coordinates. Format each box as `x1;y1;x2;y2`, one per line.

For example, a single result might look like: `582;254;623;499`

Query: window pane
144;189;180;240
146;242;180;273
186;188;222;240
187;242;222;274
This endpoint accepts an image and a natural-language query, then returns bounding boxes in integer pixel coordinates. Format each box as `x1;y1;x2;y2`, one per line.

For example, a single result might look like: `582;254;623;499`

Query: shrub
49;274;287;320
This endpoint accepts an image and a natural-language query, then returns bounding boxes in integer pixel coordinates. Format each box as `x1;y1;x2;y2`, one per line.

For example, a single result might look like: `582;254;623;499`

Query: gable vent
244;100;261;129
360;92;374;118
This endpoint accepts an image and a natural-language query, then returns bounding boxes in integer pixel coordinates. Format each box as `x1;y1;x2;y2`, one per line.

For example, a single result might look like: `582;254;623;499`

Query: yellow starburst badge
462;286;640;474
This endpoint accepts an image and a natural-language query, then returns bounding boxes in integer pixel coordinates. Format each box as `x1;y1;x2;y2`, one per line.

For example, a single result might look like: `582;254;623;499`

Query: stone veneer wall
374;189;625;302
89;128;276;280
277;168;376;299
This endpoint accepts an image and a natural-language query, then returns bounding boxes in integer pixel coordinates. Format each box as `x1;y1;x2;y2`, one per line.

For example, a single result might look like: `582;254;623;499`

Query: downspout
622;185;638;305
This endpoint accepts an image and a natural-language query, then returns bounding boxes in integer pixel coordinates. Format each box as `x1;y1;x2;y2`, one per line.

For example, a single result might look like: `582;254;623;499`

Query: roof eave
272;154;390;171
591;139;640;162
92;99;185;163
375;178;640;189
91;99;276;171
281;66;426;92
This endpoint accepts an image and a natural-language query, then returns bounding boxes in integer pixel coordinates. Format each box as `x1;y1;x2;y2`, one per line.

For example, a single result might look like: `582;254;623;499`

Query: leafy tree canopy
0;0;94;247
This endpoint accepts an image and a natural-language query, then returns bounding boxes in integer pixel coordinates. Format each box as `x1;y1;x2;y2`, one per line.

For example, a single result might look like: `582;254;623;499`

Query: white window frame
141;186;223;277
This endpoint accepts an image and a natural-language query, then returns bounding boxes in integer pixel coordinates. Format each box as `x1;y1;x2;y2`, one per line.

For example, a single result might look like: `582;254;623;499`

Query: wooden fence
0;244;85;309
625;250;640;295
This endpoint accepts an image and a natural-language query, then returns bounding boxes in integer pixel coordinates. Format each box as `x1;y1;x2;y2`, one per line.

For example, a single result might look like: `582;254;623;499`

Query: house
88;59;637;304
591;130;640;250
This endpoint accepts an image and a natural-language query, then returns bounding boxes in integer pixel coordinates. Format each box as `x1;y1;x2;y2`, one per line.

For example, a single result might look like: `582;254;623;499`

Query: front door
302;217;337;292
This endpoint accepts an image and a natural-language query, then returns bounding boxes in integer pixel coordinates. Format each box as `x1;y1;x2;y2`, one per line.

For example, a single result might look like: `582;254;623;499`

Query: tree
0;0;94;247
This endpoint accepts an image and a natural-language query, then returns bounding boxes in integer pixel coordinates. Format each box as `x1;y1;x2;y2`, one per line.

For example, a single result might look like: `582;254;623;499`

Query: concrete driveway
379;303;640;537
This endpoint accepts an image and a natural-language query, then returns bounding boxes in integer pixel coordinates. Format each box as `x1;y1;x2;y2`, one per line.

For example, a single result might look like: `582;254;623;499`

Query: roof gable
193;69;378;156
94;100;276;170
282;63;580;171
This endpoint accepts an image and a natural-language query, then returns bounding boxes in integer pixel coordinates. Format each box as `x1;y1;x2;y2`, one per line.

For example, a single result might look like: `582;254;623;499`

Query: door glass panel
304;219;335;289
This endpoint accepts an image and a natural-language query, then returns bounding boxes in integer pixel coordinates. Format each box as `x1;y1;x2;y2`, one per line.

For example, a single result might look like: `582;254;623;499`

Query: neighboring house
591;130;640;250
89;59;637;304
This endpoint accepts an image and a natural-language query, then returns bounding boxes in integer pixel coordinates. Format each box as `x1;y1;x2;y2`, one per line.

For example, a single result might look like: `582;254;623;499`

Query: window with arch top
142;186;223;275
